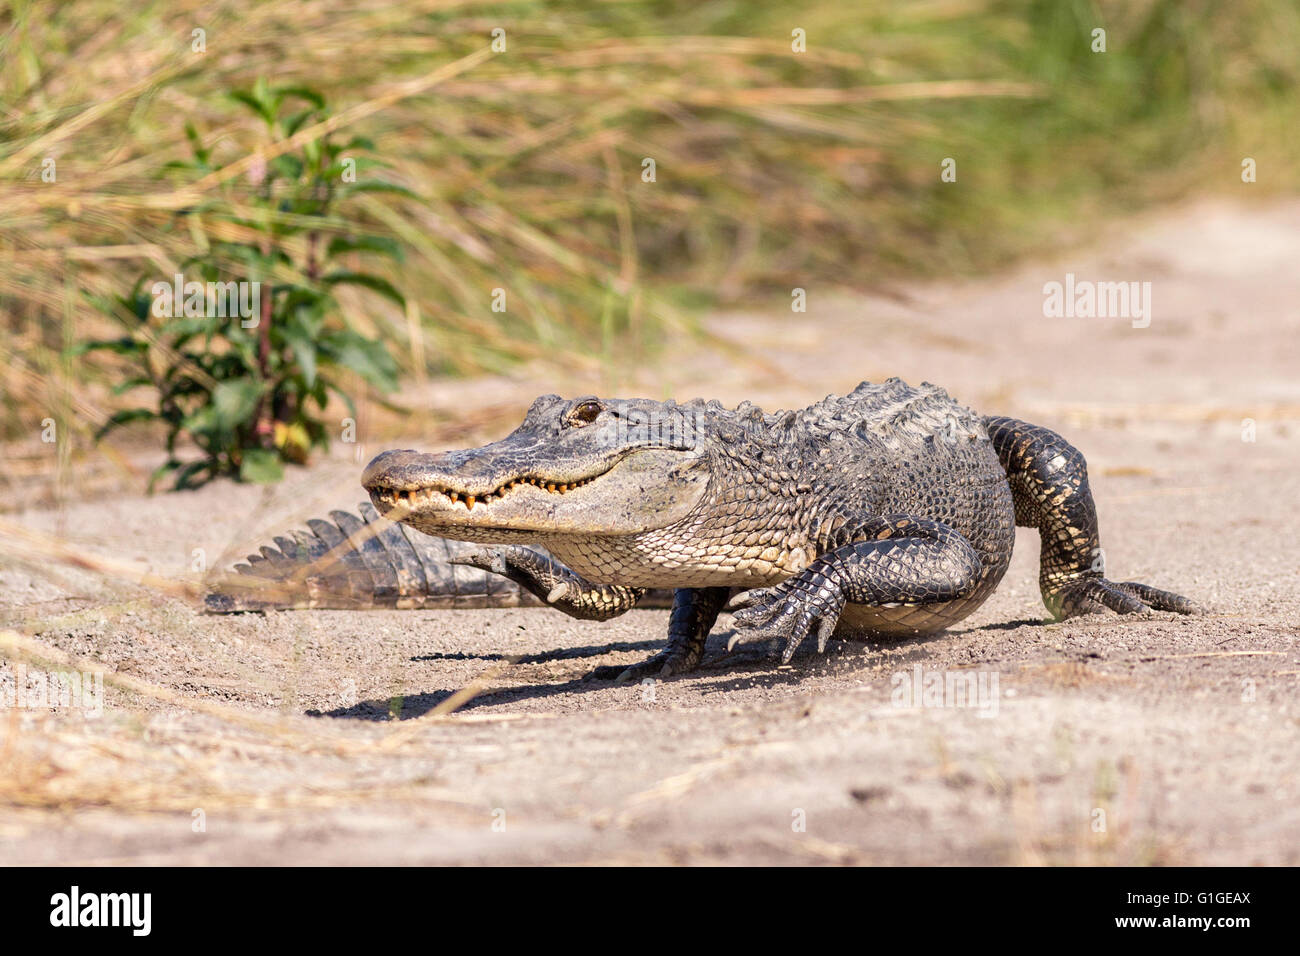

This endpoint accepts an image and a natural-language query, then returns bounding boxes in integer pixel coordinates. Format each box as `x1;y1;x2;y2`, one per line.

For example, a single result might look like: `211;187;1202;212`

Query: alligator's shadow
311;617;1053;720
963;617;1051;632
314;633;810;720
409;637;662;665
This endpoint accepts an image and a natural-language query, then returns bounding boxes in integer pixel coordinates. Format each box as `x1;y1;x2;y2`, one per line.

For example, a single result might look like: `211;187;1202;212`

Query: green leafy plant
81;80;404;489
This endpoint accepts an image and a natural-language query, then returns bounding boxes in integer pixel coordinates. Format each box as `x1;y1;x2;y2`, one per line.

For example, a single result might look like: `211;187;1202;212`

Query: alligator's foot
1050;577;1203;618
589;586;730;683
726;576;845;665
448;546;645;620
589;642;704;684
590;634;783;683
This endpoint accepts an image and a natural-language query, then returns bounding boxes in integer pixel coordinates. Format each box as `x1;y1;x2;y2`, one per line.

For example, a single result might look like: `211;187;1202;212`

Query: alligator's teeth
465;495;476;509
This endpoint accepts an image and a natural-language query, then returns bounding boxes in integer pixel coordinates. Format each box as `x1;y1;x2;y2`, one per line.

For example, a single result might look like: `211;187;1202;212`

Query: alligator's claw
1049;577;1203;619
590;644;703;684
727;579;843;663
446;547;510;576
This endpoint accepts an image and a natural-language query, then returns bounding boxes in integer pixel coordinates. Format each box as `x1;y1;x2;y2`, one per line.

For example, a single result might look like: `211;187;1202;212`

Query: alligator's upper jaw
362;448;606;515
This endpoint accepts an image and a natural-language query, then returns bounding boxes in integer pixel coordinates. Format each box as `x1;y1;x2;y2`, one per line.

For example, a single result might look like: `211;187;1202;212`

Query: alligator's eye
567;400;604;427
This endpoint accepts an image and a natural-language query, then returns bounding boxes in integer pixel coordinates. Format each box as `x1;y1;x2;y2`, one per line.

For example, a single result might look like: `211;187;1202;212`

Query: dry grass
2;0;1297;467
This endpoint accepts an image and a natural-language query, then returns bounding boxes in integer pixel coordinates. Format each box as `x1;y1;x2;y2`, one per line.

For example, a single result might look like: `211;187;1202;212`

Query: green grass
0;0;1297;450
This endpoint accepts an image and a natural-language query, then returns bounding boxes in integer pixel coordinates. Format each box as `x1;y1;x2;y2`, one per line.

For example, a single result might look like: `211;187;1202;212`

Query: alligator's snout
363;446;546;496
361;449;430;493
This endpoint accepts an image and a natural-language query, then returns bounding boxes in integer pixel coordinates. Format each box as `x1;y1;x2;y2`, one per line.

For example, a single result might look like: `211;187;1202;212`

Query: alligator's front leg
590;587;731;683
728;516;983;664
449;546;645;620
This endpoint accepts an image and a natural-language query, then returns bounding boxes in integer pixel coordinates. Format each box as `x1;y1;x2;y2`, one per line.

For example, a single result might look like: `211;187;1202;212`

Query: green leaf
282;327;318;388
240;448;284;484
229;89;272;125
281;109;309;137
325;235;404;262
275;85;326;110
208;377;262;432
270;154;304;179
338;179;420;200
70;337;147;357
325;335;395;390
322;156;388;178
323;379;358;416
322;270;406;308
182;121;212;166
157;314;223;339
148;460;181;493
111;376;155;395
94;408;158;440
320;330;399;392
174;459;216;491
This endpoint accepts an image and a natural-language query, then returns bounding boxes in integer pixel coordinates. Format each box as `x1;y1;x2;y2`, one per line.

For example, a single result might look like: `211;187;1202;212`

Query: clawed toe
1054;577;1201;619
447;547;509;575
590;649;700;684
1112;581;1202;615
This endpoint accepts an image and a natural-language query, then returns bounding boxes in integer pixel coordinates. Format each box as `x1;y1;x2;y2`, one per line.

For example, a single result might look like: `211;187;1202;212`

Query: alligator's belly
834;584;999;637
544;535;816;589
831;527;1015;637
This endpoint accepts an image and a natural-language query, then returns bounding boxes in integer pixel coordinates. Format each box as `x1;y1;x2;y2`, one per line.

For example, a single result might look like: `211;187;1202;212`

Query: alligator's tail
204;502;557;612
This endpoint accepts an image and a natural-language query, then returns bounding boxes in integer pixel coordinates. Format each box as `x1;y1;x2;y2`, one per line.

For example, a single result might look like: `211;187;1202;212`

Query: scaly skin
203;502;673;614
208;379;1199;680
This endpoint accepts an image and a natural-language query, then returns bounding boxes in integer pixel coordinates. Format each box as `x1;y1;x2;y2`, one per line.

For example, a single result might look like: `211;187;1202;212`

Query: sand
1;197;1297;865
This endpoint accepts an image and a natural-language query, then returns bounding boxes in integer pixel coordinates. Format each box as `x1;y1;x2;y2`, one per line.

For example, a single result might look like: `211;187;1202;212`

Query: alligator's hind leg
449;546;645;620
984;416;1199;618
590;587;731;683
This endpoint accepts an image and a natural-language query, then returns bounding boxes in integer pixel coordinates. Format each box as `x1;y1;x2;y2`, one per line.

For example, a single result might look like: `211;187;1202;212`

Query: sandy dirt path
1;198;1297;865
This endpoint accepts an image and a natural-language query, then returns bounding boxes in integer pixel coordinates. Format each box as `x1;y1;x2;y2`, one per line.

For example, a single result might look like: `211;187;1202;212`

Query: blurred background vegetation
1;0;1297;492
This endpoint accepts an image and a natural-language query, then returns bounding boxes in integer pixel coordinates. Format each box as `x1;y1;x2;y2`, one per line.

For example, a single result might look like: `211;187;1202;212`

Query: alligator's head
362;394;712;542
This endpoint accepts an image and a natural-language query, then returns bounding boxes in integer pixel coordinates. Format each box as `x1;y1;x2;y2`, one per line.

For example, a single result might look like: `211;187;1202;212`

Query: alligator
207;379;1198;681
